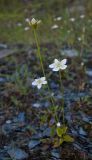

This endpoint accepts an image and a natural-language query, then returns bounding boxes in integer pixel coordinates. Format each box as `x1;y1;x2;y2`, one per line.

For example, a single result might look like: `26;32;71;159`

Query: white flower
32;77;47;89
80;14;85;19
54;16;62;21
17;22;22;27
67;30;71;33
81;62;84;66
25;18;30;22
70;18;75;22
49;59;67;72
51;24;59;29
24;27;30;31
57;122;61;127
78;37;82;41
30;18;41;26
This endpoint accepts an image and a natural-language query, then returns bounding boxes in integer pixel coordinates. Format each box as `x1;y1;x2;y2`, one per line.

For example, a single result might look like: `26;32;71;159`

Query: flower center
56;62;61;68
37;79;42;85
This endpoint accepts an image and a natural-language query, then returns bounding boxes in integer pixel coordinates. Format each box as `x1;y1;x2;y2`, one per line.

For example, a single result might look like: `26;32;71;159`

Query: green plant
28;18;74;146
56;125;74;146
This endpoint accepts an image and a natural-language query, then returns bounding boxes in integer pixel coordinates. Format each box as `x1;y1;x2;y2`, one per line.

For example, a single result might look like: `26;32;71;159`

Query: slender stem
59;70;64;94
33;29;45;77
33;28;55;107
80;27;85;58
59;70;65;124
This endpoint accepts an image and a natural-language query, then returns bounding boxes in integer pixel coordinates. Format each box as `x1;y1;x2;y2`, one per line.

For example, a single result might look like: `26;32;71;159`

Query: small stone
6;120;11;124
51;149;60;159
86;70;92;77
79;127;87;136
33;103;41;108
7;147;28;160
42;128;51;137
61;49;78;57
28;140;40;149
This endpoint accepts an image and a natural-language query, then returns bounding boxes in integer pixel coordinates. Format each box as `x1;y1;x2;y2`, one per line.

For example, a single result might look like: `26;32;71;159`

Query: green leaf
63;134;74;142
56;126;67;137
51;126;55;137
59;138;64;145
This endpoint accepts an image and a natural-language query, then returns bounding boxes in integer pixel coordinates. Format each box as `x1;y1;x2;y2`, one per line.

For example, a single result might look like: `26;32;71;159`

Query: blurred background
0;0;92;46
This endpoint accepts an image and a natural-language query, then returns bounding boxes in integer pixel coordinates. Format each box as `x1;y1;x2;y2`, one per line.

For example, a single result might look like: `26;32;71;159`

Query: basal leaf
59;138;64;145
56;126;67;137
63;134;74;142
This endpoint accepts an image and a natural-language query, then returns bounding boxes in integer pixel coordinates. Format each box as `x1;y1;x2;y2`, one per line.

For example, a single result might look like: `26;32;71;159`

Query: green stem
59;70;65;124
80;26;85;58
33;28;55;107
33;29;45;77
59;70;64;94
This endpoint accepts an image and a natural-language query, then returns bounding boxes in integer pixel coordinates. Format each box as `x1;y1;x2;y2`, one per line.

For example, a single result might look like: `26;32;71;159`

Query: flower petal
61;59;67;65
32;80;37;86
42;80;47;84
31;18;36;24
37;84;42;89
49;63;55;68
40;77;46;81
54;59;59;63
53;67;60;71
60;64;67;70
37;20;41;24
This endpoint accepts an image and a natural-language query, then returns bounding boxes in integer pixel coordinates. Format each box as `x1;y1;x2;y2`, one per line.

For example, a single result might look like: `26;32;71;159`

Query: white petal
61;59;67;65
60;64;67;70
32;80;37;86
37;84;42;89
40;77;46;81
42;80;47;84
53;67;60;71
37;20;41;24
57;122;61;127
54;59;59;63
49;63;55;68
31;18;36;24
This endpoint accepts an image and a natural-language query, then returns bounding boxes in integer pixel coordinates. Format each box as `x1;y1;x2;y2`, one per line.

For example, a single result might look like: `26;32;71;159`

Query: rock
0;149;8;160
50;82;58;89
17;112;25;123
28;140;40;149
6;120;11;124
73;143;82;150
86;70;92;77
79;127;87;136
51;149;60;159
0;49;17;59
60;49;78;57
7;147;28;160
42;128;51;137
0;43;7;50
0;77;7;83
13;112;25;123
2;123;14;135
